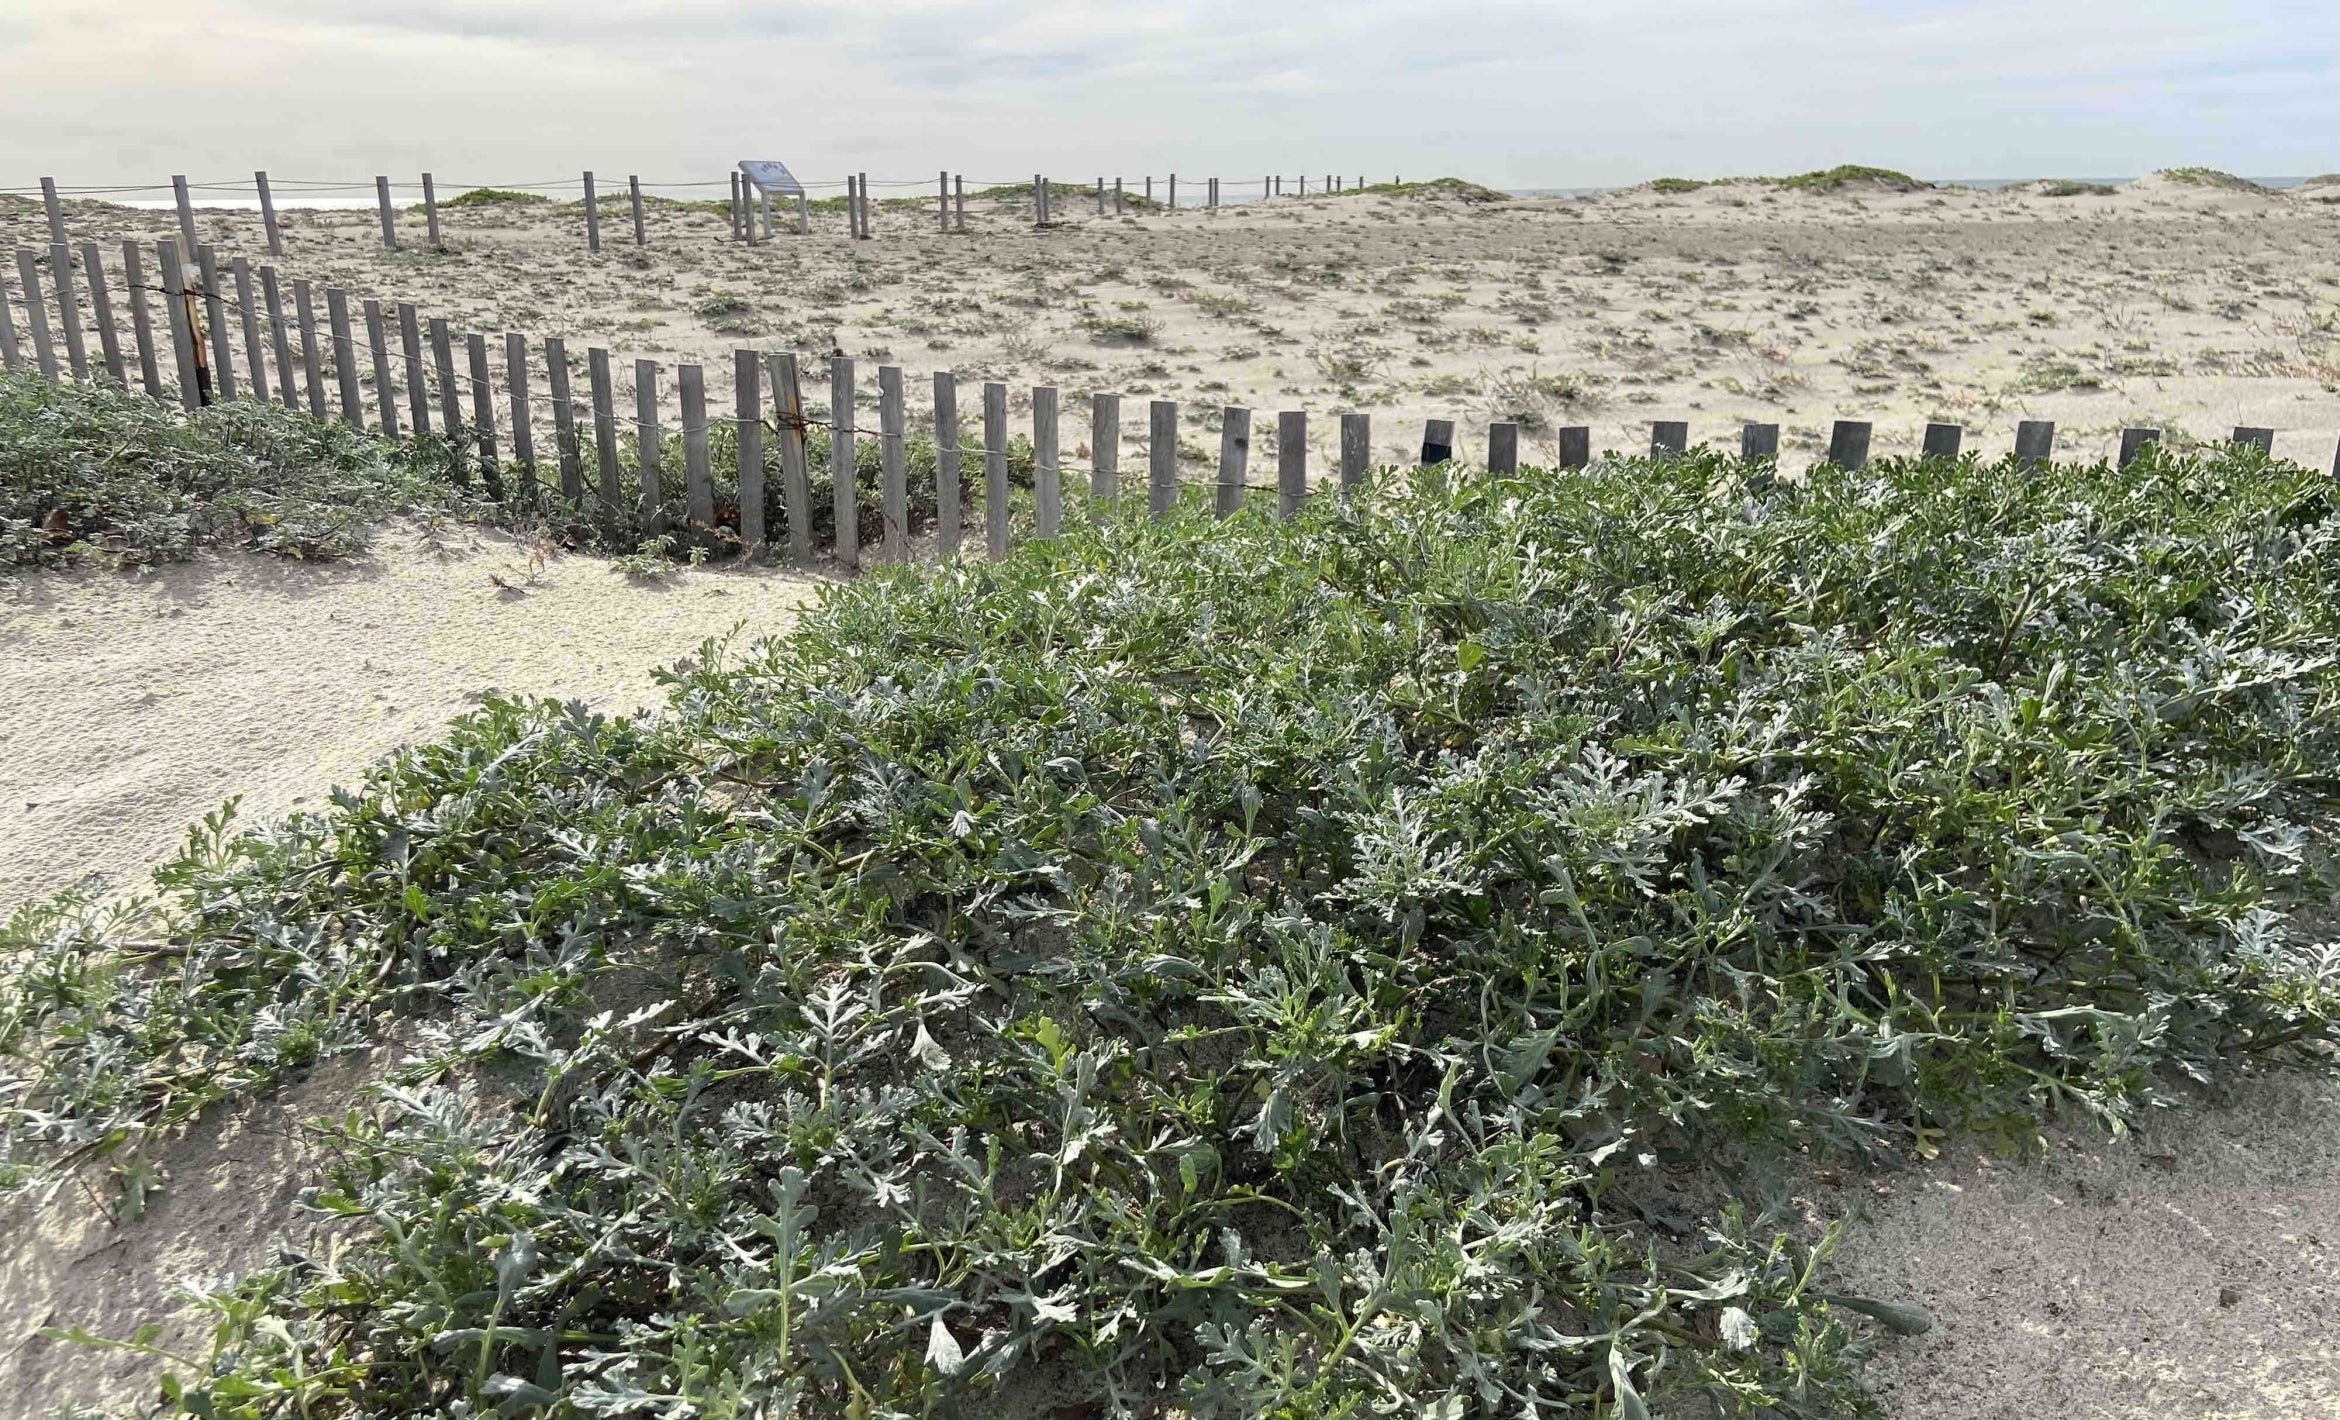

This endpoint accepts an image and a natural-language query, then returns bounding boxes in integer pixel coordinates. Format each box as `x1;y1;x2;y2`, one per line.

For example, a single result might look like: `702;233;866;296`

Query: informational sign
739;161;805;197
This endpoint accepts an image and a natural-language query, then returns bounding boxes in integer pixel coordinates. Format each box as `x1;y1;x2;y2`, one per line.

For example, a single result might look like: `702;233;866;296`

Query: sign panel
739;161;805;197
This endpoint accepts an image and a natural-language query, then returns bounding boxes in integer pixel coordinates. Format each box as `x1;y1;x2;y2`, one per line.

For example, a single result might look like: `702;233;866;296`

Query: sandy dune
9;173;2340;478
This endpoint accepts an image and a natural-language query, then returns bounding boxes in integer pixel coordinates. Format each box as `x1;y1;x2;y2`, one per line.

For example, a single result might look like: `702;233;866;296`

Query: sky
5;0;2338;196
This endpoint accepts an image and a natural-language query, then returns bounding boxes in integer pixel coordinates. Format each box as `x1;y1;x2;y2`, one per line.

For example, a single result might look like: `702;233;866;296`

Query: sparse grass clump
443;187;552;208
1770;165;1930;192
2037;179;2119;197
7;441;2340;1416
1648;177;1709;194
1333;177;1511;204
0;371;469;567
2156;167;2267;192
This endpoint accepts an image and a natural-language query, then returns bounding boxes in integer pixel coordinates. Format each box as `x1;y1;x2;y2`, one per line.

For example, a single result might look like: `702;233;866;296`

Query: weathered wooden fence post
679;361;712;530
583;172;602;253
123;242;163;399
362;300;396;437
1150;399;1178;516
0;260;23;374
1216;408;1250;518
630;176;647;246
1650;421;1688;458
1741;422;1780;461
587;347;621;515
2014;420;2055;467
155;243;198;408
546;335;582;501
195;246;236;399
375;176;399;251
881;364;909;557
432;317;465;474
506;334;537;500
2232;425;2275;454
1488;421;1519;473
1828;420;1872;471
1420;418;1454;466
932;368;961;557
773;352;814;564
256;171;282;256
738;349;766;551
2117;427;2160;467
40;178;66;247
422;173;442;247
1557;426;1591;469
292;278;326;416
635;359;663;531
1278;411;1308;516
1092;392;1121;503
49;244;88;380
260;265;294;409
1921;422;1964;459
397;303;430;433
83;244;124;386
1033;383;1061;538
832;355;859;564
1340;412;1370;492
171;176;198;259
468;333;500;493
326;288;363;428
939;171;951;231
230;257;264;402
14;250;58;381
984;380;1011;558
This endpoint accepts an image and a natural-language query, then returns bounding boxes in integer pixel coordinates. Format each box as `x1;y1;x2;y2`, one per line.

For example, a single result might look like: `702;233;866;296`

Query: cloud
6;0;2338;189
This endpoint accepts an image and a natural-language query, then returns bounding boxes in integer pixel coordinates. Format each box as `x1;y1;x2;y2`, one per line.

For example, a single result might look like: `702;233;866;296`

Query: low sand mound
0;525;815;913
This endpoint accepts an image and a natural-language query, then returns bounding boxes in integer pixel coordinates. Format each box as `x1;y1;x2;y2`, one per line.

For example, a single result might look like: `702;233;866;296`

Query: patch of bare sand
1827;1071;2340;1418
0;523;817;912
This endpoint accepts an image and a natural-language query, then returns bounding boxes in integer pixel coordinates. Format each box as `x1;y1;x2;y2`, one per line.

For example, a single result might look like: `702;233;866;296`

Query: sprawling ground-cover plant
6;444;2339;1417
0;371;471;566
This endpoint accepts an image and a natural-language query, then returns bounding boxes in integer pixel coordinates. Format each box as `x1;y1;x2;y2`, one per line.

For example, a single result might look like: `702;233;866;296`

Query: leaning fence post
326;289;363;428
931;369;961;558
587;347;622;517
583;171;602;253
2014;420;2055;468
506;334;537;501
48;244;88;380
123;242;162;397
376;176;399;251
1827;420;1872;471
738;349;766;551
171;176;198;260
635;359;664;531
431;318;465;472
256;171;282;256
195;246;236;399
1216;407;1250;518
1921;422;1964;459
292;280;325;416
630;176;647;246
467;333;500;494
261;265;295;410
1033;383;1061;538
419;172;441;247
1420;418;1454;466
80;243;123;385
546;335;581;502
774;352;815;564
363;299;397;437
153;243;198;408
880;365;910;557
832;355;860;564
679;361;712;532
1278;411;1308;516
1741;423;1780;462
2117;427;2160;468
1150;399;1179;516
984;380;1010;557
1487;420;1519;474
40;178;66;248
231;257;266;403
1092;391;1121;503
397;303;429;433
1340;412;1370;492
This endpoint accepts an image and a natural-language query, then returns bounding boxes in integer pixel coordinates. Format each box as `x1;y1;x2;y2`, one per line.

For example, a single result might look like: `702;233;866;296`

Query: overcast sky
7;0;2337;196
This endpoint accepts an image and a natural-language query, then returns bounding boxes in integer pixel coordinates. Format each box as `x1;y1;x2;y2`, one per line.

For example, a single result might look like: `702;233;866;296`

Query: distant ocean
1506;177;2317;198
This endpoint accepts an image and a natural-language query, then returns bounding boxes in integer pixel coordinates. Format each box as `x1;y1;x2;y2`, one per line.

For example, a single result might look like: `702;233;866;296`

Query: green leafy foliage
1769;166;1930;193
0;372;470;568
444;188;554;208
6;445;2340;1416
